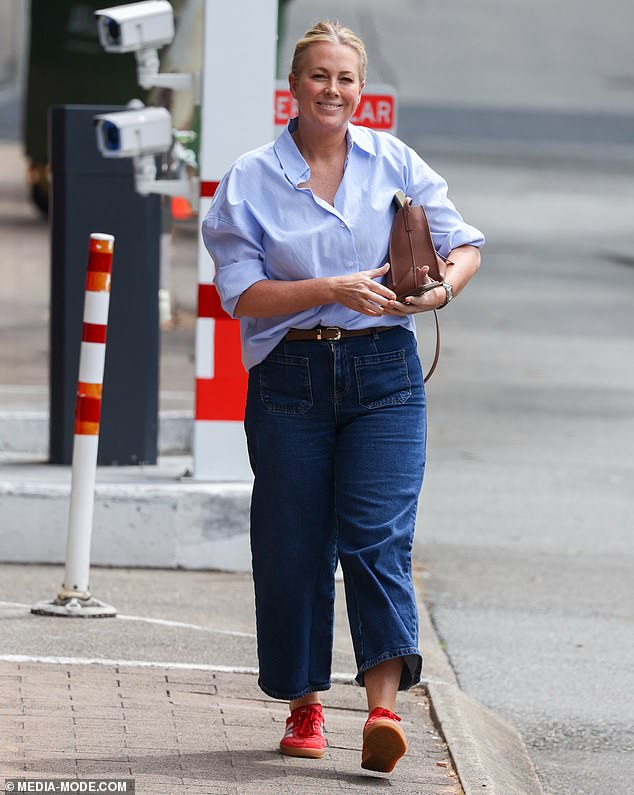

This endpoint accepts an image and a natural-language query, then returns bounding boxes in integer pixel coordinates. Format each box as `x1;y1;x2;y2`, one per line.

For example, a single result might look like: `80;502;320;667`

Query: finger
368;284;397;301
365;263;390;277
365;274;396;300
382;305;409;316
384;299;414;315
362;299;386;316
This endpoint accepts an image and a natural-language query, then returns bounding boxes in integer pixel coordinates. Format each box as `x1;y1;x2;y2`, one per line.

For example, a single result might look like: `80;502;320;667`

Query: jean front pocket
259;353;313;415
354;349;411;410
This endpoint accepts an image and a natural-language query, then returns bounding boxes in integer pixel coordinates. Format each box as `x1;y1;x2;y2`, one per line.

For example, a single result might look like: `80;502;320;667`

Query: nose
324;78;339;95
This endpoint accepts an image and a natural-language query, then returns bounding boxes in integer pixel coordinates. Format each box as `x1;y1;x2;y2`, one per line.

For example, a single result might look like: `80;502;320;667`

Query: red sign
353;95;395;129
274;82;397;133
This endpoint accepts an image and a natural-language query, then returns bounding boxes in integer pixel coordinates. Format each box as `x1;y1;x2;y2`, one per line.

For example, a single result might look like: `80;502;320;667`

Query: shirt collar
274;117;376;186
347;122;377;158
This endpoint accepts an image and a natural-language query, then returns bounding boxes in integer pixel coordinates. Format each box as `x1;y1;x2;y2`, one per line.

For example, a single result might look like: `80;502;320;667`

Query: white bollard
32;233;117;618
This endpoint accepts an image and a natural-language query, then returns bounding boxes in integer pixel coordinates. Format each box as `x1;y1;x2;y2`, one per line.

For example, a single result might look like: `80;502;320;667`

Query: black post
49;104;160;465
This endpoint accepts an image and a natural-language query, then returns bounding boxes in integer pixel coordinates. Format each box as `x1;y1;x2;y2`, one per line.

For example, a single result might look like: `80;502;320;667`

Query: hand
382;284;447;316
329;263;397;317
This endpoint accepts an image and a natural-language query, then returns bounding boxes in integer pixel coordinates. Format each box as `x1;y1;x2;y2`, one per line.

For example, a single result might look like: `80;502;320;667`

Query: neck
293;120;347;163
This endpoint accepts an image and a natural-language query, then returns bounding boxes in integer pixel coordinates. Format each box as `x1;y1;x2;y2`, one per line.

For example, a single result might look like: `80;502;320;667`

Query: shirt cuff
438;225;485;258
214;259;268;318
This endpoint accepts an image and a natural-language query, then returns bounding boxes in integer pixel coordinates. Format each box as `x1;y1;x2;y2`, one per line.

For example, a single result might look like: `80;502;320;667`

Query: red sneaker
361;707;407;772
279;703;327;758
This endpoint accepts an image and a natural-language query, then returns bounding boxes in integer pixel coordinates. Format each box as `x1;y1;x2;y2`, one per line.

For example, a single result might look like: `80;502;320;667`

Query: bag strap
424;309;441;383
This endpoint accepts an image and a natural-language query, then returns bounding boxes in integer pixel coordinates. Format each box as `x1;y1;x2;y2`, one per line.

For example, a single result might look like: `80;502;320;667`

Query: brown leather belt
284;326;393;342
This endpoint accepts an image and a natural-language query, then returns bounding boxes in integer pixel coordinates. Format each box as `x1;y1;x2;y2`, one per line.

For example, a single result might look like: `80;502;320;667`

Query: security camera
95;0;197;94
94;101;196;202
95;1;174;54
94;105;173;158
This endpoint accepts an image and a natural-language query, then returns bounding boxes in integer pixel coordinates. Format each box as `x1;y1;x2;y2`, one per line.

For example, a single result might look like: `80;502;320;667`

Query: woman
203;21;484;773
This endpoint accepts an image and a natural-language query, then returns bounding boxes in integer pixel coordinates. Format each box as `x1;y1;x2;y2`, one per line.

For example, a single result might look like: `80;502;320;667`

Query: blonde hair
291;20;367;83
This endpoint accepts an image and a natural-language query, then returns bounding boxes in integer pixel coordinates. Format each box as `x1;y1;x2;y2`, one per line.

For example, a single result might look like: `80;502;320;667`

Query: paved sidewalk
0;565;460;795
0;666;457;794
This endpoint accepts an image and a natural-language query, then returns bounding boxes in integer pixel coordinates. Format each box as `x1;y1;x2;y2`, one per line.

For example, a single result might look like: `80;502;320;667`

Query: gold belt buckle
317;327;342;341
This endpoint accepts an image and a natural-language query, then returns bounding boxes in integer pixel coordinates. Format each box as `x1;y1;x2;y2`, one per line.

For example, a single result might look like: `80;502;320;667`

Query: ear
356;80;365;105
289;72;297;99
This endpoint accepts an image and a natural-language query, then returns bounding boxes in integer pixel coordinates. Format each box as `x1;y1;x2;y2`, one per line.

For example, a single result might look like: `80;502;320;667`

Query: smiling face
289;41;365;137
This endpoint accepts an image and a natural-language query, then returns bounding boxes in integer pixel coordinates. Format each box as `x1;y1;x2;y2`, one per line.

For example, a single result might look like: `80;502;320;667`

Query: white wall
281;0;634;115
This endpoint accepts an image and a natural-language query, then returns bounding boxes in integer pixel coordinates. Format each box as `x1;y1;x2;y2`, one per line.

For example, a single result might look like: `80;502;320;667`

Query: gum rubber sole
361;719;407;773
280;744;326;759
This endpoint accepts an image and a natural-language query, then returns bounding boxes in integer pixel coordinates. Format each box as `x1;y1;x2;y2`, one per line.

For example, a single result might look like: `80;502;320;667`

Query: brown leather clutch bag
387;190;448;301
387;191;451;382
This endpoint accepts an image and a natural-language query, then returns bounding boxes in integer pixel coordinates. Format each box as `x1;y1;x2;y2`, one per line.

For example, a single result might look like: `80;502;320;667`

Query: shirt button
340;222;346;229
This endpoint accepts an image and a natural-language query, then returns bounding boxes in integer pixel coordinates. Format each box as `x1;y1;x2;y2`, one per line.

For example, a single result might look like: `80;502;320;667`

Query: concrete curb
415;572;544;795
0;456;252;571
0;410;193;455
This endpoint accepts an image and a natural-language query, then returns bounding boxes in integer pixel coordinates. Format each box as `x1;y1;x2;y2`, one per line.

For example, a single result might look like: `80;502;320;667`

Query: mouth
317;101;344;110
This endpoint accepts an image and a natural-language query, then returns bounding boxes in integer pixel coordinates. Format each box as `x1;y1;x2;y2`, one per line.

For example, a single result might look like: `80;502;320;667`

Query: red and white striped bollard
32;233;117;617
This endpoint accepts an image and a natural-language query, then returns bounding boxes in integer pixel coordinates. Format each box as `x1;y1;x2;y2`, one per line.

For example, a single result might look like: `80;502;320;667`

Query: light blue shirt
202;118;485;371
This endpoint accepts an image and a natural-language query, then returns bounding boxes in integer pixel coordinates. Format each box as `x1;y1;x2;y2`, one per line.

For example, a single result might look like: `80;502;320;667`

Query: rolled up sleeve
405;149;485;258
202;203;267;319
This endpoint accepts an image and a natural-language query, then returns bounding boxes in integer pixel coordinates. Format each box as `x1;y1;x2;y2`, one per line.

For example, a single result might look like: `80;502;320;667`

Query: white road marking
0;653;357;683
0;601;256;638
116;613;256;638
0;601;359;684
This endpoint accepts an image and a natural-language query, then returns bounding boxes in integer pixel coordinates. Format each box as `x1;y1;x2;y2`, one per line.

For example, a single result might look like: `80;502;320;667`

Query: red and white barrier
193;0;277;480
32;234;117;618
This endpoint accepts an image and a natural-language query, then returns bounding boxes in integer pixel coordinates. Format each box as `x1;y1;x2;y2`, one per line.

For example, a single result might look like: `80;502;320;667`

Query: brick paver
1;662;460;794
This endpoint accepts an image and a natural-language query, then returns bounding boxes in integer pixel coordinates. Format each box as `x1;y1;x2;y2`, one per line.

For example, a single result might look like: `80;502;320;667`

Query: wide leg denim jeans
244;326;426;701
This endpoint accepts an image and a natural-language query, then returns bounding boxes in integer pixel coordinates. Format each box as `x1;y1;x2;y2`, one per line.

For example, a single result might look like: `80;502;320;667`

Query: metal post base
31;595;117;618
